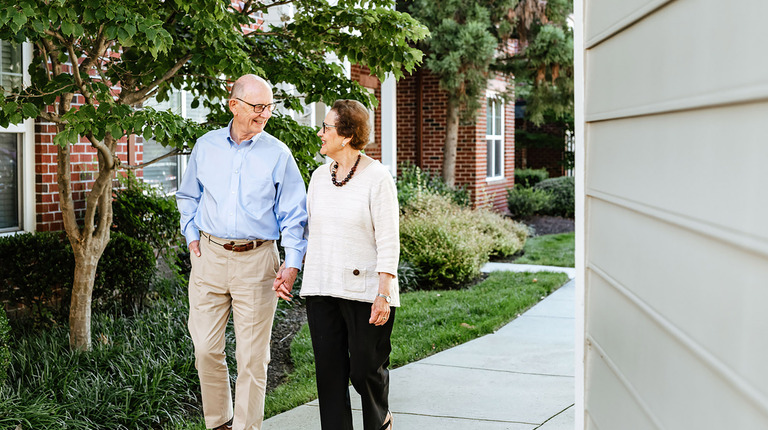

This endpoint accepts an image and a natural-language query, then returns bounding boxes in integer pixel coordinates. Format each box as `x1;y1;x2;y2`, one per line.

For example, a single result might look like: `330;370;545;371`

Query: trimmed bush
514;168;549;188
400;192;526;289
93;232;157;315
0;231;157;327
0;232;74;326
473;209;529;257
535;176;575;218
0;306;9;387
397;163;470;209
506;186;552;219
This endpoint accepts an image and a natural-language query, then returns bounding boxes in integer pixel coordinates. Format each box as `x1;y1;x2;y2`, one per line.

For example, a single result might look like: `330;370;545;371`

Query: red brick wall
34;62;134;232
395;69;515;212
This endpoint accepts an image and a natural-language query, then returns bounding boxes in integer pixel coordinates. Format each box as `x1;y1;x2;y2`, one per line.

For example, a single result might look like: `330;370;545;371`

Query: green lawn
263;270;569;419
514;232;575;267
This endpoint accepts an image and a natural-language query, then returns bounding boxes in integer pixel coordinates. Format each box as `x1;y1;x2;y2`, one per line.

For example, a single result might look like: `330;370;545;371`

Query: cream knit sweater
300;159;400;307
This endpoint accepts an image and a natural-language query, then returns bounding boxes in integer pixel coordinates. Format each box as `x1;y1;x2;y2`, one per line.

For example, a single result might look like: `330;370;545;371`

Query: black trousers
306;295;396;430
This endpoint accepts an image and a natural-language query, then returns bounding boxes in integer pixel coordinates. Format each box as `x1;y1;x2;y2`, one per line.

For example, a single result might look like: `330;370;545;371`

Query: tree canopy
499;0;574;126
0;0;427;350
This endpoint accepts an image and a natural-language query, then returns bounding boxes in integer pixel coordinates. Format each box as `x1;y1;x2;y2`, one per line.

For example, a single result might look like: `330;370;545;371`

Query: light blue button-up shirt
176;123;308;269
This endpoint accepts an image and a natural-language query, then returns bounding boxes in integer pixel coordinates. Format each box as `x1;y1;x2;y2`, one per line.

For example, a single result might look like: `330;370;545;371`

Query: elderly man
177;74;307;430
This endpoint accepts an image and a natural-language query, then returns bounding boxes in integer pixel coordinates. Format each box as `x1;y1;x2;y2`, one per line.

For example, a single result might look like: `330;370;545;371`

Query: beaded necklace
331;153;361;187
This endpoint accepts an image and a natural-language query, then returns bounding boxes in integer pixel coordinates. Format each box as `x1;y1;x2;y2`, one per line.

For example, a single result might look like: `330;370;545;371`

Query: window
0;40;27;233
0;133;19;231
142;91;210;194
0;41;22;93
486;96;504;179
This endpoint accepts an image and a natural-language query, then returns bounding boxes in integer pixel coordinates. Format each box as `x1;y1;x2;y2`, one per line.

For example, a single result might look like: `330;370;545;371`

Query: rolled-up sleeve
371;175;400;276
176;145;202;245
274;153;308;270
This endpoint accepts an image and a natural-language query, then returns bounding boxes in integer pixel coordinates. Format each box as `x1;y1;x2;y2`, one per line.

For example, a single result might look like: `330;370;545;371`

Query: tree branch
57;143;82;243
119;54;193;106
122;148;187;170
86;133;116;170
66;41;94;105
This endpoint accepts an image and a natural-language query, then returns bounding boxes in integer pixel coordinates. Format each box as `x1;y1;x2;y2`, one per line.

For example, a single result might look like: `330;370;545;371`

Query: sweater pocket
342;266;369;292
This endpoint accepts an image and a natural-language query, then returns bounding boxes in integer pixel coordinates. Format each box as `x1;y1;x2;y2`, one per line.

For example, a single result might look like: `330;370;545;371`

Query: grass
263;270;569;418
513;232;575;267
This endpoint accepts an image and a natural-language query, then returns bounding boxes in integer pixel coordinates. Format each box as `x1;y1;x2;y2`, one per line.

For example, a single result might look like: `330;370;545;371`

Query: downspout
416;68;423;168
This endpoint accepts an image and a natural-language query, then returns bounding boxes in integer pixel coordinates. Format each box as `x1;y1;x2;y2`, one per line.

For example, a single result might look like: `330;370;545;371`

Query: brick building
350;65;516;213
0;38;515;236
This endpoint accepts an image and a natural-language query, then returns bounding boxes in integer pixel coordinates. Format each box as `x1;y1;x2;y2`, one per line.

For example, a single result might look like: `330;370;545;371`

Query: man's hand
189;240;201;257
273;263;299;301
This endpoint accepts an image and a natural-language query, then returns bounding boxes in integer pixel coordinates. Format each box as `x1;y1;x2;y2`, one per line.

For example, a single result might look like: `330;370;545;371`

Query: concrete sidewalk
263;265;575;430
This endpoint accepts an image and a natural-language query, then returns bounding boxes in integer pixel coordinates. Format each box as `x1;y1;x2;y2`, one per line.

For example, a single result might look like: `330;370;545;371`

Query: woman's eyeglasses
320;122;338;134
236;98;277;114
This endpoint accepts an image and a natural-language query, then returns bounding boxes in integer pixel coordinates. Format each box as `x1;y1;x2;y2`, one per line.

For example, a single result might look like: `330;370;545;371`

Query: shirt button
234;170;239;174
353;269;360;276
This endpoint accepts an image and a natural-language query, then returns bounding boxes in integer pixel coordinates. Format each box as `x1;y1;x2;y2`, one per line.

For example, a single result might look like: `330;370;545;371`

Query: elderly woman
278;99;399;430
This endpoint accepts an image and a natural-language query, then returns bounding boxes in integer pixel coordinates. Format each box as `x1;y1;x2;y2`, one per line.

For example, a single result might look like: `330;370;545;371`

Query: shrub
473;209;529;258
0;232;74;326
93;232;157;315
514;168;549;188
0;307;10;387
397;163;470;209
0;231;157;328
396;261;419;293
400;192;526;289
535;176;575;218
506;186;552;219
112;172;182;262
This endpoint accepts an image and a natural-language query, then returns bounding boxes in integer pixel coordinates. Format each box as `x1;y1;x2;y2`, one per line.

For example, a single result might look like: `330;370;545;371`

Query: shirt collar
226;119;262;148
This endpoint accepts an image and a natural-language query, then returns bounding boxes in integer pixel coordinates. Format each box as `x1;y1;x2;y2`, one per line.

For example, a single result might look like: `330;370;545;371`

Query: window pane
495;140;503;176
1;41;22;94
486;139;493;177
142;139;178;195
486;99;493;135
0;133;19;229
494;101;502;136
4;42;21;74
185;93;211;124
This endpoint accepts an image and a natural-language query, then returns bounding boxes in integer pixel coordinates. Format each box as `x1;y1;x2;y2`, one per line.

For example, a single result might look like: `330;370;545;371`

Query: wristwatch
376;293;391;303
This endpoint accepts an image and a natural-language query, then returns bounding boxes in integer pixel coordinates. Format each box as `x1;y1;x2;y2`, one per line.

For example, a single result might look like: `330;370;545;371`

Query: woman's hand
369;272;395;326
369;296;391;326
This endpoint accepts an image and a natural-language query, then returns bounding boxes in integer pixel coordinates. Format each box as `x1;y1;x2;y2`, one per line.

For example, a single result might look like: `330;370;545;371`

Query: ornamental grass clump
399;191;527;290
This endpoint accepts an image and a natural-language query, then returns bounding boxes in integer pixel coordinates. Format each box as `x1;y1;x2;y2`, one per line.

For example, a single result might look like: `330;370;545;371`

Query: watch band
376;293;391;303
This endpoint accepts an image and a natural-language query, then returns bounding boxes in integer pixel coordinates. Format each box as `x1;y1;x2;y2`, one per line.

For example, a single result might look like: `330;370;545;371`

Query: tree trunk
69;253;99;350
442;97;460;187
58;137;115;351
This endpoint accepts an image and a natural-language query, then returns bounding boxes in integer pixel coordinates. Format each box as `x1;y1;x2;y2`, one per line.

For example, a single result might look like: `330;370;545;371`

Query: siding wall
582;0;768;428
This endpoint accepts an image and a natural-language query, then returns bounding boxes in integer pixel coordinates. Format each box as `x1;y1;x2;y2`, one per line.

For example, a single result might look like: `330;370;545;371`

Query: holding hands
273;263;298;301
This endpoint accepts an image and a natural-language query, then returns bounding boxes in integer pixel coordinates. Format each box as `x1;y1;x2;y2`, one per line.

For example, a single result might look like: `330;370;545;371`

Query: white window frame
0;41;34;234
485;92;505;181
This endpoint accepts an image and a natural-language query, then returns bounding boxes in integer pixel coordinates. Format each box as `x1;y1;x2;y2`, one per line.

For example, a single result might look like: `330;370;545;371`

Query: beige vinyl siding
582;0;768;428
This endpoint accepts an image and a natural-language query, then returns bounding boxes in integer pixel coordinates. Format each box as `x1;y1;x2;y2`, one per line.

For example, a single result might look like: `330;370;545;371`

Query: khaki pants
188;233;280;430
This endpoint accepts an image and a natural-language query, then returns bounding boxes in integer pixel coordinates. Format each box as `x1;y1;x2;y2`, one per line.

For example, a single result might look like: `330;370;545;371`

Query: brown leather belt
201;231;269;252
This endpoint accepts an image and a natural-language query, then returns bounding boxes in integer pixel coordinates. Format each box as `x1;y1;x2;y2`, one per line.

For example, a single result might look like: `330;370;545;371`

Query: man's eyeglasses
320;122;338;134
236;98;277;114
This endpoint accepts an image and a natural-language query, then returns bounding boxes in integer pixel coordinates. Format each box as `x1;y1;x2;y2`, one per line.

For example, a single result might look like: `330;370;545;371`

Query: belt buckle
232;243;248;252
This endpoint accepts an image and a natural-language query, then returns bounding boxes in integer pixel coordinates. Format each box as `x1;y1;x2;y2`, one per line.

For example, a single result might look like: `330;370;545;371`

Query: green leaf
21;103;38;118
3;101;17;115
